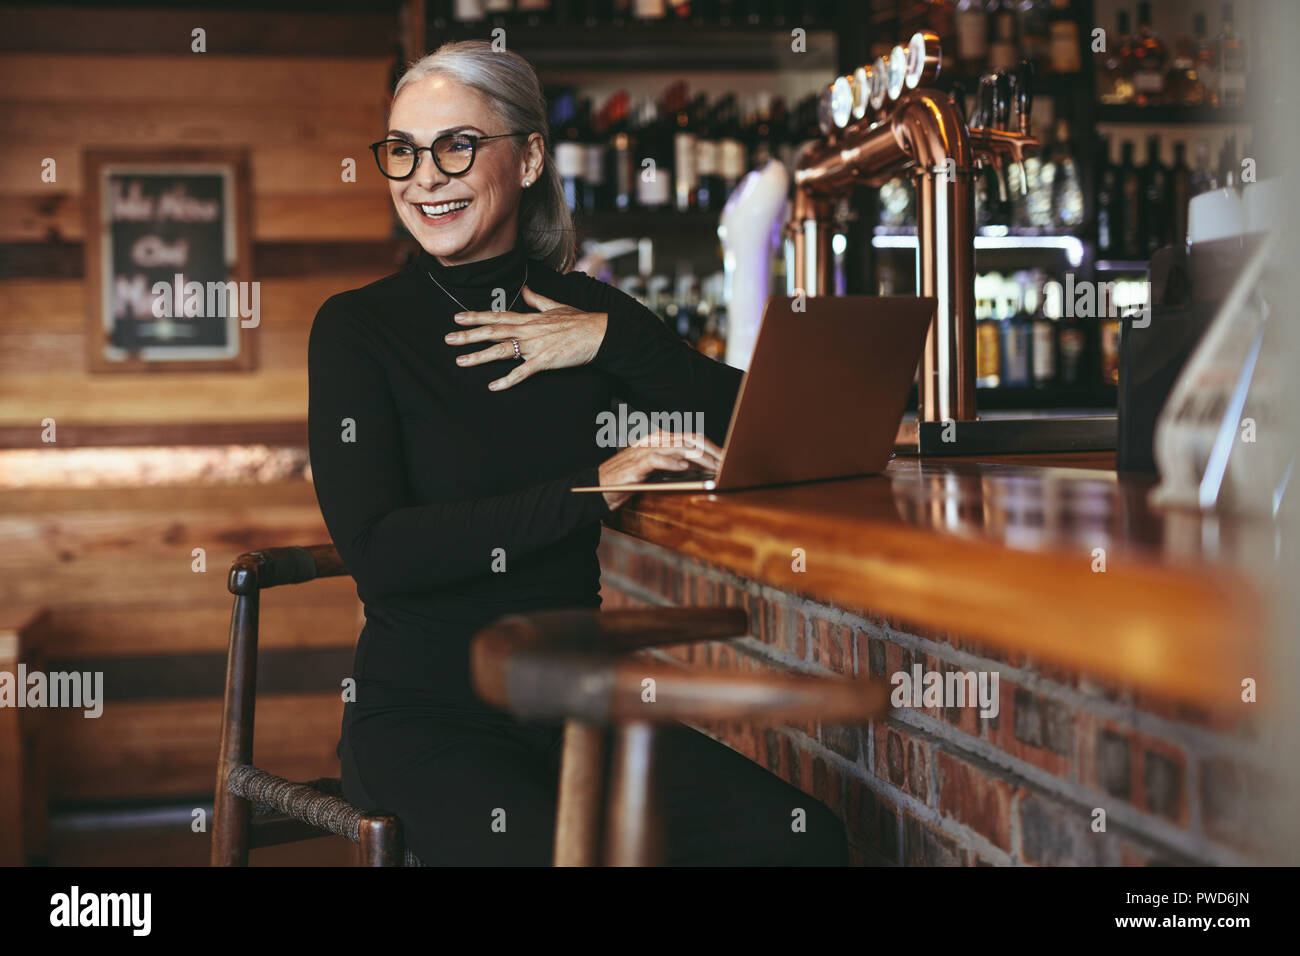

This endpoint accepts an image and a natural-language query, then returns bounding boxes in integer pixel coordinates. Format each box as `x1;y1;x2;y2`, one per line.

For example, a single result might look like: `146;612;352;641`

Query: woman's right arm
307;295;613;602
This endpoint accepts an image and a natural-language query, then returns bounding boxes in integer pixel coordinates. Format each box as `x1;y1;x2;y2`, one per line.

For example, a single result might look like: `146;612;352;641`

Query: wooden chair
469;607;892;866
0;606;53;866
211;544;418;866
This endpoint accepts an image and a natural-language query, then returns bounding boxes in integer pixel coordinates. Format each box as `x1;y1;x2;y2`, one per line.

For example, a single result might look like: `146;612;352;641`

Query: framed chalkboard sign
84;148;256;372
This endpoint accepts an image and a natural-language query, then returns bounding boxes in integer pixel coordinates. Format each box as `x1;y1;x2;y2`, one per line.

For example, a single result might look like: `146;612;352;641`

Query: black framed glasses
369;131;530;179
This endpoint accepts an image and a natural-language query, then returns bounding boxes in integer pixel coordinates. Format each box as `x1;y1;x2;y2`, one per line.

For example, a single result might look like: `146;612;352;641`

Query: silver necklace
427;263;528;313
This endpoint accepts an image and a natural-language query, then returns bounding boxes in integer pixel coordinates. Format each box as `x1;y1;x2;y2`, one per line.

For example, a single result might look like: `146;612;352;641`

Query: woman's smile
412;198;474;224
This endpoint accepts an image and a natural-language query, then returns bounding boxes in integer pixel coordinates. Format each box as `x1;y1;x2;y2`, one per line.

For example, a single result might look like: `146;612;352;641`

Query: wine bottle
1000;272;1033;388
1117;140;1141;259
1216;2;1248;107
661;81;698;212
1050;117;1084;230
1098;10;1136;105
1170;141;1192;248
1095;135;1118;257
1132;1;1168;106
635;100;671;210
1138;135;1170;257
1029;270;1057;387
694;95;723;212
955;0;990;75
606;91;636;212
551;92;585;214
583;98;608;213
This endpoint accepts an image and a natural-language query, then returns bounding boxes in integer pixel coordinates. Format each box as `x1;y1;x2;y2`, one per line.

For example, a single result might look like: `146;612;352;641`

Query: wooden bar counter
604;452;1272;712
595;451;1286;866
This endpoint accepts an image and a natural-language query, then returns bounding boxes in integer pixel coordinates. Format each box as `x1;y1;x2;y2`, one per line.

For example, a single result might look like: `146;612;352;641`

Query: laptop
570;294;937;494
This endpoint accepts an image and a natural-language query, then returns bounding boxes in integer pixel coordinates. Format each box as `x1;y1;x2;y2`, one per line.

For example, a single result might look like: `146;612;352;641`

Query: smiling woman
307;39;850;867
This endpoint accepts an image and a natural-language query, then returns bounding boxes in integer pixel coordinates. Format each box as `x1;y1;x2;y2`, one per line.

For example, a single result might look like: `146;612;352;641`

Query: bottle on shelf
1131;1;1168;106
974;272;1001;389
1215;2;1248;108
453;0;486;23
661;80;698;213
1193;12;1219;107
1028;270;1057;388
1117;140;1141;259
715;93;748;200
1217;134;1239;192
1170;140;1192;248
955;0;990;76
633;0;667;21
1190;138;1217;196
1098;10;1136;105
1046;0;1081;74
1099;307;1121;386
605;91;637;212
1164;29;1206;106
635;99;672;211
583;98;608;213
1095;135;1118;258
1139;135;1170;257
1019;0;1052;71
1049;117;1084;231
987;1;1020;73
694;94;724;212
1000;271;1034;389
550;92;586;214
1048;279;1086;388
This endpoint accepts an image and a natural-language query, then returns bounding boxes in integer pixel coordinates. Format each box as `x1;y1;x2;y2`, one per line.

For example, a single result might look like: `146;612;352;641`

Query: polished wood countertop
605;452;1275;710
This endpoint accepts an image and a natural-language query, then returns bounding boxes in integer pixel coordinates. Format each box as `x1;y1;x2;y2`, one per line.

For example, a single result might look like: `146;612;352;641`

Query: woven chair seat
226;764;423;866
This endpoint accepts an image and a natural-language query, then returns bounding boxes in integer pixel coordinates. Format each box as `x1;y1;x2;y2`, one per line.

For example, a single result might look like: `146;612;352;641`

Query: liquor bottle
1170;141;1192;248
955;0;990;75
662;81;697;213
1217;135;1238;192
1098;10;1135;104
1138;135;1170;257
1018;119;1051;232
715;93;748;199
1100;309;1120;386
975;273;1001;388
1131;2;1167;106
1117;140;1141;259
1047;0;1081;74
1095;135;1118;257
582;98;608;213
667;0;691;20
1050;280;1086;387
694;95;723;212
1029;271;1057;387
1190;139;1216;196
1193;13;1219;107
1164;31;1206;107
551;93;585;214
1050;118;1085;231
1000;272;1033;388
988;1;1020;73
635;100;672;210
1216;2;1248;107
605;91;637;212
749;92;776;169
1019;0;1051;71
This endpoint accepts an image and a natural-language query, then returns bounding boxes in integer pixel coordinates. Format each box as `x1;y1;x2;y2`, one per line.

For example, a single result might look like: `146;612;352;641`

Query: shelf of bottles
418;1;1260;404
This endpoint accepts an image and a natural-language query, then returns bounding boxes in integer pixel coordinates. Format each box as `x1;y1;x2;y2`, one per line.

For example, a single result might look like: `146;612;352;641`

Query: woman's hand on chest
443;285;608;392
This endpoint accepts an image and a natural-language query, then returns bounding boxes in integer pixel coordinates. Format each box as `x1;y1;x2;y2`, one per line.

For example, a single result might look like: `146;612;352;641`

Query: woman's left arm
446;271;743;447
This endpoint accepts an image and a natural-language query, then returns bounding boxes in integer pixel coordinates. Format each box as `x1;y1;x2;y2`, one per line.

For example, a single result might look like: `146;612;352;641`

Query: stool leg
553;719;607;866
358;814;403;866
603;721;662;867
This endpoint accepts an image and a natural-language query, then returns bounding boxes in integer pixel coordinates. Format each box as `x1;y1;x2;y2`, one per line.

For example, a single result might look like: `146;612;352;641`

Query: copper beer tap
791;38;1039;424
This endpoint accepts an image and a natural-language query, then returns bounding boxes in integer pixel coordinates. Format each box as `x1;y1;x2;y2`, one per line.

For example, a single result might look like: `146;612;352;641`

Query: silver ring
511;337;522;360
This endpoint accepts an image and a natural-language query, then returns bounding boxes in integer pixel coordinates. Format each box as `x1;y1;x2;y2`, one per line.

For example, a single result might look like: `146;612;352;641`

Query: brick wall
597;529;1277;866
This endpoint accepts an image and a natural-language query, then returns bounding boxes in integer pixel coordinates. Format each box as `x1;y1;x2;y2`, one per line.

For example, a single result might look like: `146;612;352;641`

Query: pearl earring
523;179;532;187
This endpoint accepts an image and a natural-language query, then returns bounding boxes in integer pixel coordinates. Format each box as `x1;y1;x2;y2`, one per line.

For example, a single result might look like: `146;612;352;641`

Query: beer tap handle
1014;59;1034;136
993;70;1012;130
974;74;996;129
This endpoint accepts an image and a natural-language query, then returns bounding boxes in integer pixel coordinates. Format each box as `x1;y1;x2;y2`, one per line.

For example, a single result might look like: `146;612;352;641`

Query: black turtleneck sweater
307;241;743;712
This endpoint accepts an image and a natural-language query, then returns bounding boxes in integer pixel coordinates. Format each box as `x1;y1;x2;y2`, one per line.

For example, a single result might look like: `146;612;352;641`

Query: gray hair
392;40;576;273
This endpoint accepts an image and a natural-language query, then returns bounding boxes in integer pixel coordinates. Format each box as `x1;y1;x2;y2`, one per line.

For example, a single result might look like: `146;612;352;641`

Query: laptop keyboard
642;465;717;483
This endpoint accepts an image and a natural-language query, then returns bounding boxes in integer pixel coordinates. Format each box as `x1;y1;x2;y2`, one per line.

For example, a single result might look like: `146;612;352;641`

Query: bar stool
470;607;892;866
211;545;419;866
